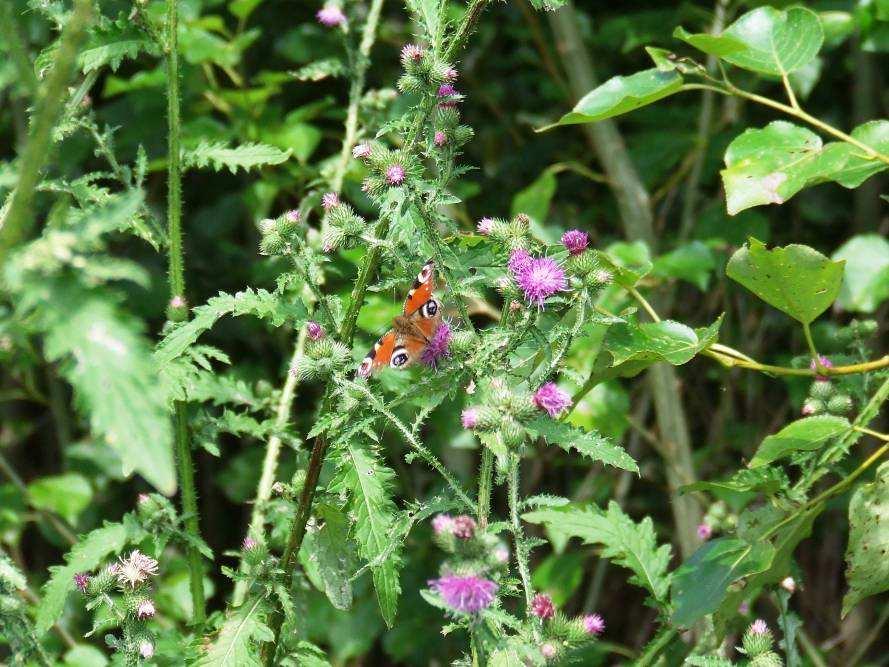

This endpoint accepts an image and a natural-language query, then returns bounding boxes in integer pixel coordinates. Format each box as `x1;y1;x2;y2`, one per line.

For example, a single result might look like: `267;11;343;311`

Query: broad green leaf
726;238;844;324
511;169;557;229
681;466;787;496
523;501;672;606
28;473;92;524
301;504;356;610
36;522;133;634
842;461;889;616
675;7;823;76
229;0;263;21
197;595;272;666
526;416;638;473
750;416;850;467
541;68;683;128
721;121;889;215
79;20;160;73
182;141;291;174
604;316;722;367
652;241;716;290
832;234;889;313
594;241;653;289
63;645;109;667
671;538;775;627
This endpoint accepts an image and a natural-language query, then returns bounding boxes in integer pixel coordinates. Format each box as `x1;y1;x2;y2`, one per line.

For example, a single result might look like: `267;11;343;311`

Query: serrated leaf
675;7;823;76
541;68;683;128
721;120;889;215
726;238;844;324
749;415;850;467
604;316;722;367
291;58;345;81
182;141;291;174
526;416;638;472
842;461;889;616
301;504;355;610
523;501;671;605
671;538;775;627
36;522;132;634
832;234;889;313
79;20;159;73
198;596;272;666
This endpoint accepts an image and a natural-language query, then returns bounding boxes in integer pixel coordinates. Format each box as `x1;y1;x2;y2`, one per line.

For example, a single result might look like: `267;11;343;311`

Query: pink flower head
531;593;555;620
696;523;712;540
139;641;155;659
508;248;533;275
432;513;456;535
285;209;301;223
115;550;159;588
385;164;406;186
420;320;451;367
533;382;572;418
169;295;187;310
401;43;424;63
429;575;498;614
442;67;459;82
561;229;589;255
810;355;833;381
516;257;568;308
316;3;346;27
434;130;447;147
306;321;324;341
582;613;605;636
74;573;90;593
438;83;458;98
750;619;769;635
461;407;478;429
477;217;495;235
352;142;372;159
242;536;257;551
452;515;477;540
493;544;509;563
137;599;156;619
801;400;818;416
321;192;340;210
137;493;150;505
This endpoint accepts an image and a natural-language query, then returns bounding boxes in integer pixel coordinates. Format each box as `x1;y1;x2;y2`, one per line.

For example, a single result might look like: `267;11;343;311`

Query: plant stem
635;625;680;667
704;349;889;377
802;322;819;360
477;448;493;529
0;0;93;261
165;0;205;624
507;455;533;609
627;286;661;323
0;2;38;98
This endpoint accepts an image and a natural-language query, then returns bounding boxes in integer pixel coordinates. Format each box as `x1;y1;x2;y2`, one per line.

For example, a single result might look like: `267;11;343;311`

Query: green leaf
301;504;355;610
330;440;401;626
721;120;889;215
675;7;823;76
541;68;683;128
750;416;850;468
594;241;653;289
198;596;272;666
36;522;132;634
681;466;787;496
832;234;889;313
28;474;92;524
182;141;291;174
525;416;638;473
79;20;160;73
671;538;775;627
842;461;889;616
523;501;672;606
726;238;845;324
604;316;722;367
652;241;716;290
511;169;557;228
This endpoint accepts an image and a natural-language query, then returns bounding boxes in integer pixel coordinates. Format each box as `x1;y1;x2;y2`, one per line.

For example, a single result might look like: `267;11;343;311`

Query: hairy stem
508;455;533;609
0;0;93;261
477;448;493;529
165;0;205;624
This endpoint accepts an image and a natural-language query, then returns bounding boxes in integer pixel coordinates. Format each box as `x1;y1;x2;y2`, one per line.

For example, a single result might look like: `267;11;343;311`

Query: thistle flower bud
697;523;712;540
531;593;556;620
742;619;774;657
477;217;495;235
827;394;853;415
500;418;526;447
809;355;833;381
321;192;340;210
385;164;406;186
582;613;605;636
400;43;424;66
452;515;477;540
316;3;346;27
74;573;90;593
781;576;795;594
561;229;589;255
88;564;119;595
352;142;372;160
449;329;476;356
533;383;572;418
809;380;834;400
509;392;538;421
540;642;557;660
167;295;189;322
138;640;155;659
801;398;824;416
135;599;155;620
306;321;325;341
466;406;500;431
433;130;447;147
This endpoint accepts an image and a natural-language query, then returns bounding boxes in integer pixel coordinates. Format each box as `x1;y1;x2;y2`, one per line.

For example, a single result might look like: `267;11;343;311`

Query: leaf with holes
843;461;889;616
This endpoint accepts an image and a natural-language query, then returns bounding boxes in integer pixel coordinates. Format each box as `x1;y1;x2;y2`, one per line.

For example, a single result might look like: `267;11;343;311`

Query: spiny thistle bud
581;613;605;636
509;392;538;421
242;536;257;551
321;192;340;210
561;229;589;256
742;619;774;657
826;394;853;415
137;639;155;659
385;164;406;186
801;398;824;416
400;43;424;67
306;321;325;341
74;573;90;593
492;543;509;564
540;642;558;660
320;225;347;254
477;217;495;235
463;406;500;431
88;564;119;595
352;142;372;160
397;73;424;94
461;408;479;430
290;340;351;382
809;380;834;400
452;515;477;540
433;130;447;147
500;417;526;447
449;329;476;356
749;652;784;667
809;355;833;381
133;598;155;620
167;294;189;322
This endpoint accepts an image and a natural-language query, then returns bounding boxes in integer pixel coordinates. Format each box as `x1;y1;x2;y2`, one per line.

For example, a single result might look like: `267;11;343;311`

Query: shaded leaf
605;316;722;367
749;416;850;468
681;467;788;496
652;241;716;290
198;596;272;666
28;474;92;524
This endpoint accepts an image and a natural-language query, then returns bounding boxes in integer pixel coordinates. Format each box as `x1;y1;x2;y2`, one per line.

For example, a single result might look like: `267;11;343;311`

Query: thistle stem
507;455;533;609
477;448;493;529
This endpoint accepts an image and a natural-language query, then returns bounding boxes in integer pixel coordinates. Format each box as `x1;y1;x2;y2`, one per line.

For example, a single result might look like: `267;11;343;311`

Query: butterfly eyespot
357;359;373;377
421;299;438;317
390;348;410;368
418;264;433;283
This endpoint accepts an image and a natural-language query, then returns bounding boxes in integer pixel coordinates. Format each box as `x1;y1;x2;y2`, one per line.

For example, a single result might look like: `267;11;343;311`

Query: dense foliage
1;0;888;665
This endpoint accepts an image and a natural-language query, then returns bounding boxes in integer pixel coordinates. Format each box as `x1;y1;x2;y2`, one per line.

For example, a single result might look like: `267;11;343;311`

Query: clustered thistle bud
258;209;303;256
352;142;372;159
306;320;324;341
320;196;367;252
531;593;556;620
738;619;783;665
316;3;346;28
290;337;352;382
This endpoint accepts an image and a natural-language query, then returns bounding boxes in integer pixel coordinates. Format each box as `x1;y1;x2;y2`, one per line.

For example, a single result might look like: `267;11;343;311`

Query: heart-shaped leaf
605;316;722;367
726;238;844;324
749;415;850;468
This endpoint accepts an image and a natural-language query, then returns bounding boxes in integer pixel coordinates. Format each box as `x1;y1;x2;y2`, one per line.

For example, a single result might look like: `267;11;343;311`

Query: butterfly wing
403;260;436;315
356;330;397;378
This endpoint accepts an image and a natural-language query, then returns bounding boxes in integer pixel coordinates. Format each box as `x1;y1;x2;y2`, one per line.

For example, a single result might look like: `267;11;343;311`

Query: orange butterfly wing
356;330;396;378
403;260;435;315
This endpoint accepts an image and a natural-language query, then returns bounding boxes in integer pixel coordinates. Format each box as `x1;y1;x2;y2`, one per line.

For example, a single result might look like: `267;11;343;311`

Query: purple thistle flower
696;523;712;540
561;229;589;255
285;209;301;223
137;599;156;620
137;493;150;505
508;248;532;276
385;164;406;186
434;130;447;147
750;619;769;635
401;43;424;63
306;321;324;341
477;217;495;235
321;192;340;210
582;613;605;636
533;382;572;418
442;67;459;82
452;515;477;540
516;257;567;308
429;575;498;614
74;573;90;593
461;408;479;429
242;536;257;551
352;142;372;159
810;355;833;381
432;514;456;535
316;3;346;27
531;593;555;620
421;320;451;367
438;83;458;98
